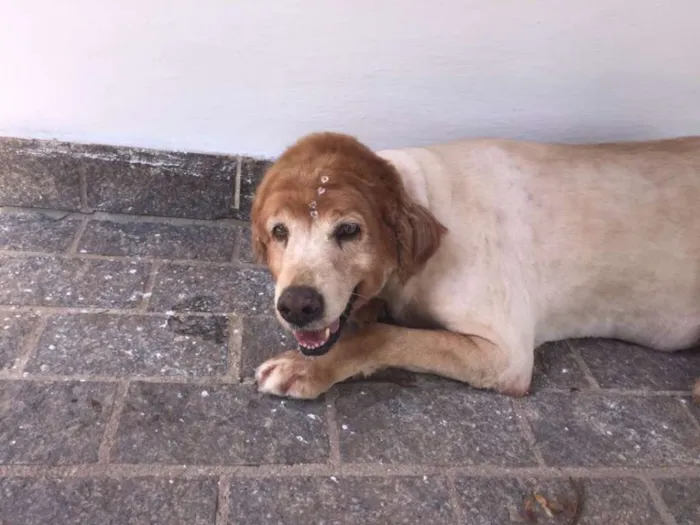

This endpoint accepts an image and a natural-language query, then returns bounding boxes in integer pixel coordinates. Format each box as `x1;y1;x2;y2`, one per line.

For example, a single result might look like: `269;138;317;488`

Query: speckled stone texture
0;140;698;524
0;477;218;525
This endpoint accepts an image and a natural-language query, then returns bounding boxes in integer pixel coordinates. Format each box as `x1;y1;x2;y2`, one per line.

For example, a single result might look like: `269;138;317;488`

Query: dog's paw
255;351;331;399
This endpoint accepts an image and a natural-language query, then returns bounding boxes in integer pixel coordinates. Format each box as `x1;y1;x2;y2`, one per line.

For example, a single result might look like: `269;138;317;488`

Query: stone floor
0;207;699;525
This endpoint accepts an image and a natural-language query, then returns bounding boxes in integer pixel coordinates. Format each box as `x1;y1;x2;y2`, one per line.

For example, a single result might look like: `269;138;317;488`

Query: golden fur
252;132;700;399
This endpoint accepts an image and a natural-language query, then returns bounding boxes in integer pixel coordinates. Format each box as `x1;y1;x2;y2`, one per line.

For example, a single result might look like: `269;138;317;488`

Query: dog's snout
276;286;325;326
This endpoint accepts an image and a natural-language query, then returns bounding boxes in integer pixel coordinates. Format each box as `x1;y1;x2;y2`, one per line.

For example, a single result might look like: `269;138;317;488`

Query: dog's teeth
324;328;330;339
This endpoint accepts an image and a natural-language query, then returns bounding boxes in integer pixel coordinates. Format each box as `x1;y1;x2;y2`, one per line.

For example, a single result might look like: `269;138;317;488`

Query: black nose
276;286;325;326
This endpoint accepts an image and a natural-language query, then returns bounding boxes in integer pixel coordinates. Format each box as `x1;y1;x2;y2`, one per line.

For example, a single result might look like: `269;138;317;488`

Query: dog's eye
271;224;289;242
334;223;361;242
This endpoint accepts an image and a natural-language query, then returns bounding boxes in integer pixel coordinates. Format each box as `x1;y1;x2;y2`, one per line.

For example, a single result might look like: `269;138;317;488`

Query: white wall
1;0;698;157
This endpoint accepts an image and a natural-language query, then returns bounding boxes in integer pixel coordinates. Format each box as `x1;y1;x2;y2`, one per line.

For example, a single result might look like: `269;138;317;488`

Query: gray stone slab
0;211;81;252
27;314;229;377
522;393;700;467
573;338;700;390
232;157;272;221
85;149;237;220
78;220;237;261
656;478;700;525
335;383;536;466
0;312;37;370
0;380;116;464
456;477;661;525
0;137;82;210
240;315;294;380
0;477;218;525
148;263;274;314
229;476;454;525
0;256;149;308
532;341;590;390
113;382;328;464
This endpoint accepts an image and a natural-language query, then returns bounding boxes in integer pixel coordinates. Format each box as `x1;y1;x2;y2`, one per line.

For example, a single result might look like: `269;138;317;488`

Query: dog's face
251;132;446;356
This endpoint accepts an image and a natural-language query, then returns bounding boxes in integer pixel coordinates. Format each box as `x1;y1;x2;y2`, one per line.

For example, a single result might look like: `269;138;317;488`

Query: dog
251;132;700;400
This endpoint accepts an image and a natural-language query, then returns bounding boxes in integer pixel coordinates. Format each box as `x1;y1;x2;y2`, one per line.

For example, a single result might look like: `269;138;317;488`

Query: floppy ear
395;200;448;282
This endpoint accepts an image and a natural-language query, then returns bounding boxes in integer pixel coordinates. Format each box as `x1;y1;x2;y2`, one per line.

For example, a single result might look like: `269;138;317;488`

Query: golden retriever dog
251;132;700;400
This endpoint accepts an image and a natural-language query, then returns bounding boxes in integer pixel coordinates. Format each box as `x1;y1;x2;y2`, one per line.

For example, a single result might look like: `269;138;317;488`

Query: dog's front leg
255;323;530;399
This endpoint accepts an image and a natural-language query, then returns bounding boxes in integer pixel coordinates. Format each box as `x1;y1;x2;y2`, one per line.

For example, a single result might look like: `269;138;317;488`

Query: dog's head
251;132;447;355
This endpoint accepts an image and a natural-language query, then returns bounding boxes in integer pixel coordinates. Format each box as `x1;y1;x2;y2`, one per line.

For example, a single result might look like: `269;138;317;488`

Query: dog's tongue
293;319;340;347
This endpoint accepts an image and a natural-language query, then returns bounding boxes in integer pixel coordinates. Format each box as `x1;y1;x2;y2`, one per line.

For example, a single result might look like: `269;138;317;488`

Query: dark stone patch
0;381;116;464
78;220;236;261
0;211;81;252
113;382;328;464
229;476;453;524
335;382;536;466
0;477;218;525
522;392;700;467
27;314;228;377
166;315;227;344
573;338;700;390
0;256;149;308
148;264;274;314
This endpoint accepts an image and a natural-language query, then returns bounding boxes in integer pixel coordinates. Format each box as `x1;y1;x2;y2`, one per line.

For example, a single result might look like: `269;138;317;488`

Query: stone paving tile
455;477;662;525
85;152;238;220
148;263;274;314
335;382;536;466
0;312;37;370
232;157;272;221
522;393;700;467
0;138;82;210
0;256;149;308
573;338;700;390
0;477;218;525
531;341;590;390
655;478;700;525
27;314;229;377
77;220;237;261
0;211;82;252
240;315;294;379
113;382;328;465
229;476;454;524
0;380;116;464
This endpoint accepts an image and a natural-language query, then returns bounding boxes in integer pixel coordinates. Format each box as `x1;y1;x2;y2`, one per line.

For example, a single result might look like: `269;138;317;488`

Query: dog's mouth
292;287;358;357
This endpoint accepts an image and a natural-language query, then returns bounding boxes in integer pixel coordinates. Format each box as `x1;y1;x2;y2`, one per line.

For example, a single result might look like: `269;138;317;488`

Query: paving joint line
0;248;264;269
325;390;342;467
510;398;546;466
65;217;90;255
0;205;252;228
215;476;231;525
138;261;161;311
9;315;48;376
0;464;699;480
225;315;244;382
565;341;601;389
97;380;131;464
